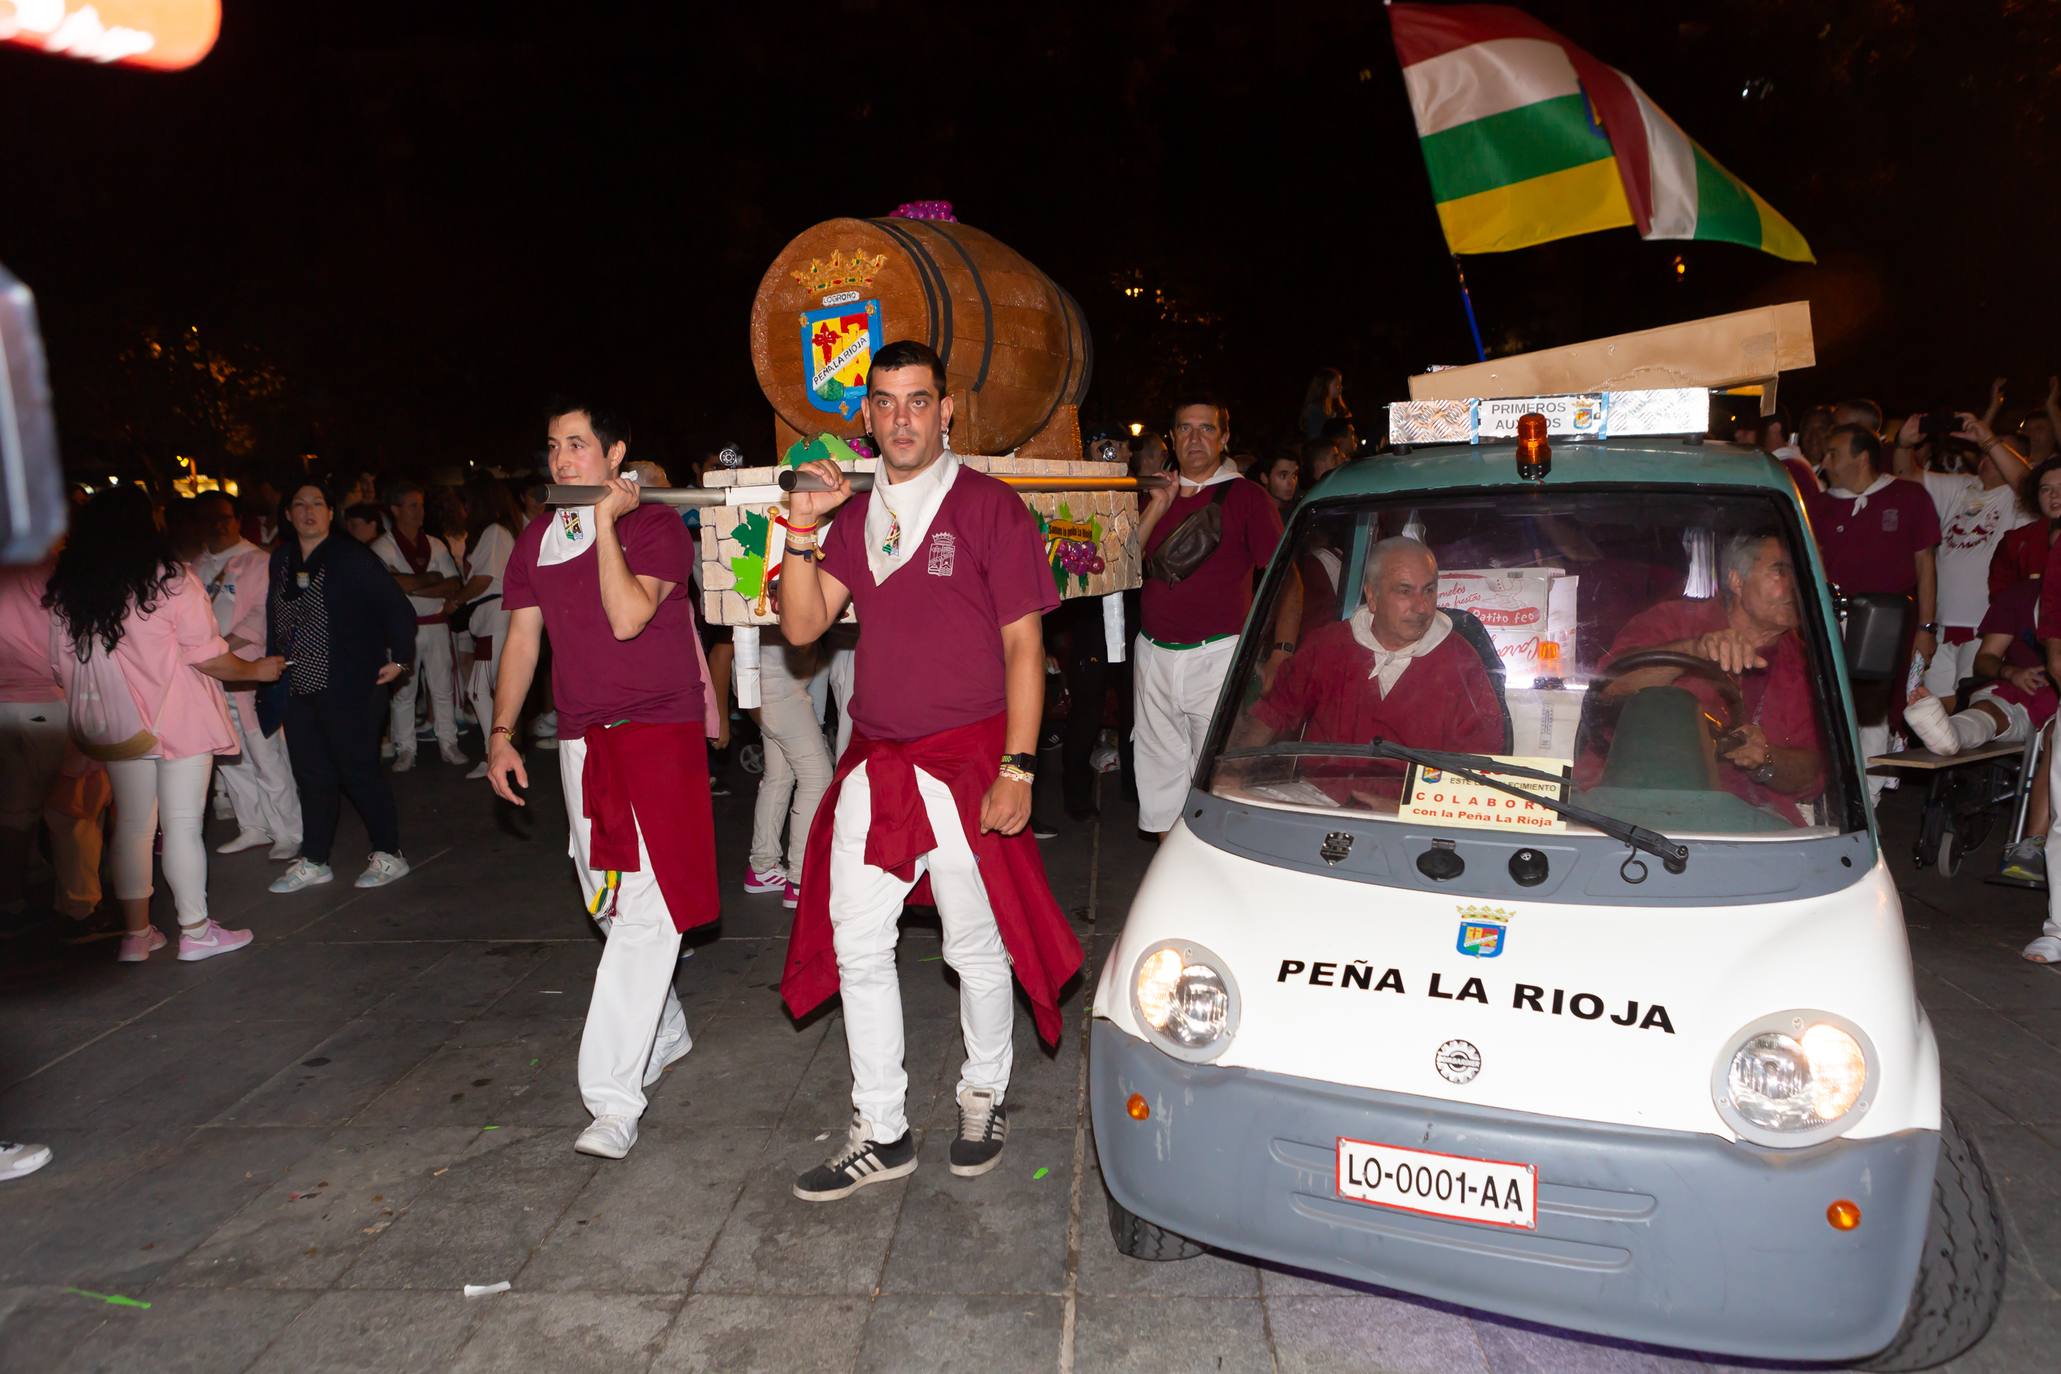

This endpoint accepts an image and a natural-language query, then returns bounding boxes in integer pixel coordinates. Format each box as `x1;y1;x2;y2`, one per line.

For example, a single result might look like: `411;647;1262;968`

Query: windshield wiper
1217;738;1690;874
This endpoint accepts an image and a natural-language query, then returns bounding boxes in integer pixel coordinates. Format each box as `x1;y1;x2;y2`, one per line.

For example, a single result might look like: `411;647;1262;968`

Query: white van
1090;397;2003;1370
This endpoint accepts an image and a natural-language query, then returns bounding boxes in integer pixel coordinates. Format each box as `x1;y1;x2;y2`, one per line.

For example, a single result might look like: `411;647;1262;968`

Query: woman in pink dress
45;487;286;963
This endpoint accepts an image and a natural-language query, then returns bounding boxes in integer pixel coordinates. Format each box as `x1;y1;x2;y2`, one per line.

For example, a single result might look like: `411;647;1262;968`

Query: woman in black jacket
266;480;421;894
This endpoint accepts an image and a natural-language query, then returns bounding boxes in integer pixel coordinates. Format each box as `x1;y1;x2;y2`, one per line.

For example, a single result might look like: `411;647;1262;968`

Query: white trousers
750;640;832;880
465;627;503;744
1131;635;1238;833
218;693;302;844
558;735;689;1121
107;754;214;927
828;644;857;759
830;760;1012;1139
389;624;458;752
1921;635;1983;700
0;700;69;831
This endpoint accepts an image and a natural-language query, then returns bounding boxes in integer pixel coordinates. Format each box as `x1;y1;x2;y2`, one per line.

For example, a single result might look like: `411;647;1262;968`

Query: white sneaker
574;1114;637;1159
380;737;397;760
392;752;417;773
439;743;469;767
355;851;410;888
267;838;302;862
270;859;333;893
465;761;491;781
0;1141;53;1181
211;793;235;821
216;828;272;855
532;710;558;740
644;1030;694;1087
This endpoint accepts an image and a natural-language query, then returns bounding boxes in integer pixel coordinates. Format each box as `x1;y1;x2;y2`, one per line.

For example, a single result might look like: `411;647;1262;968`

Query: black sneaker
792;1115;917;1202
1031;817;1059;840
949;1088;1008;1177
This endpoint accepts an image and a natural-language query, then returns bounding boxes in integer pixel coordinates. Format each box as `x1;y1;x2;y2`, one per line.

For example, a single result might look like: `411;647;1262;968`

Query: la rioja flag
1390;3;1812;262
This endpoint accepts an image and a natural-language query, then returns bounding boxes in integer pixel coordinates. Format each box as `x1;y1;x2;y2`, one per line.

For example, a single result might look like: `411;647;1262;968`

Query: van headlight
1130;940;1241;1063
1712;1011;1876;1147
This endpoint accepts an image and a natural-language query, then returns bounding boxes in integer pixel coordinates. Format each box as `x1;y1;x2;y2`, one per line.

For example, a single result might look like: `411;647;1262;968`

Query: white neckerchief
1175;459;1240;492
541;471;646;567
1349;607;1452;698
865;453;959;584
539;505;597;568
1826;472;1894;514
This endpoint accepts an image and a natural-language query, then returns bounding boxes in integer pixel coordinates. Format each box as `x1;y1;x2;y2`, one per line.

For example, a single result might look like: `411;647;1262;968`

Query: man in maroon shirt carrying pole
776;339;1083;1203
1133;393;1301;838
485;400;720;1161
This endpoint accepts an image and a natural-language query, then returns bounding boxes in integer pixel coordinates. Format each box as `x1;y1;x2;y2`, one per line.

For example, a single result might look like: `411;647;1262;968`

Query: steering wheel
1587;648;1745;726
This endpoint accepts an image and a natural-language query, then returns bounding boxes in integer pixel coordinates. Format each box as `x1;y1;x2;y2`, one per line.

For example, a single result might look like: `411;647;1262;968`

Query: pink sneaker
177;920;254;962
743;865;786;895
117;927;167;963
783;882;801;910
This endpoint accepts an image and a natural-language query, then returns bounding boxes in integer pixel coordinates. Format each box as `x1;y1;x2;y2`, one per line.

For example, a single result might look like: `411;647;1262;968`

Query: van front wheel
1107;1190;1205;1261
1861;1111;2005;1371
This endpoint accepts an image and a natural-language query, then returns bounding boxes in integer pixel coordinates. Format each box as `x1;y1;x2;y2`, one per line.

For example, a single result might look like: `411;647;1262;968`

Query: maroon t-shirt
1805;482;1940;595
1140;477;1283;642
818;467;1059;743
1981;577;2040;665
1252;620;1503;799
501;504;705;739
1595;598;1825;814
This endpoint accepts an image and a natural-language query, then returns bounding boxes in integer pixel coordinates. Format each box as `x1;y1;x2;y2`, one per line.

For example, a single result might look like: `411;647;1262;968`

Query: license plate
1335;1136;1538;1230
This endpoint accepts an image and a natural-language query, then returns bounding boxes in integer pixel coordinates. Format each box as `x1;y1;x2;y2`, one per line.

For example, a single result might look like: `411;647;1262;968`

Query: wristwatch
1918;622;1940;635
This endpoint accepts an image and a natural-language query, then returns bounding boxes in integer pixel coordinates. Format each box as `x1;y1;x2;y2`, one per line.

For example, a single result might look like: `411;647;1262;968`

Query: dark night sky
5;0;2057;483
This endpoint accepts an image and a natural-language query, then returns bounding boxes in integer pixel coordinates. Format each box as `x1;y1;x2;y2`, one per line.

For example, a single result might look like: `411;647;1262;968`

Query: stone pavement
1;748;2058;1373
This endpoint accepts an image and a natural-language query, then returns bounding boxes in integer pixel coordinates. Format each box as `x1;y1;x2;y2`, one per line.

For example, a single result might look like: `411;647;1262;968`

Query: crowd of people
7;355;2060;1193
0;465;554;966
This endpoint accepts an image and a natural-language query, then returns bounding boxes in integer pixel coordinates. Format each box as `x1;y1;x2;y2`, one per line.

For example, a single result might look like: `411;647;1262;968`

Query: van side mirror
1839;591;1909;683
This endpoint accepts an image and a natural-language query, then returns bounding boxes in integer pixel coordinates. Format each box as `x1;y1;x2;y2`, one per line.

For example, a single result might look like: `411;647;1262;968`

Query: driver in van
1598;531;1824;810
1233;537;1503;795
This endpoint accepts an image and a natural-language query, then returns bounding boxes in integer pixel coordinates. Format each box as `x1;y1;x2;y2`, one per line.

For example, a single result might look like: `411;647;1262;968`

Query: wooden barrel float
749;217;1092;461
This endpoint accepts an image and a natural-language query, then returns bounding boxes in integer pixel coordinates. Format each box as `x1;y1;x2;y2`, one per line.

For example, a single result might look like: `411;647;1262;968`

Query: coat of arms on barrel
702;213;1136;628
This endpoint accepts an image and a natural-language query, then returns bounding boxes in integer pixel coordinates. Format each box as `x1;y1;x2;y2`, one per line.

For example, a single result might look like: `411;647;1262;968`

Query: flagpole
1451;255;1488;363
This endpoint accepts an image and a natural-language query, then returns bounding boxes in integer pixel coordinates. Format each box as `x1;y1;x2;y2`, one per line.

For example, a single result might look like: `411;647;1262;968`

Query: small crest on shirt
926;531;957;577
559;509;585;542
1881;507;1899;532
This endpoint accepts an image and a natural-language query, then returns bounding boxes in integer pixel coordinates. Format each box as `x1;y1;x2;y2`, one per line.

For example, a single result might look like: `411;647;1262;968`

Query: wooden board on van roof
1407;302;1814;404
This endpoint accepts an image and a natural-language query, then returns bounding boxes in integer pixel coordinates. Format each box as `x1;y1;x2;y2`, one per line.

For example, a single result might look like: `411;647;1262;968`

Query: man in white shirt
1892;413;2031;701
371;479;466;770
191;492;303;859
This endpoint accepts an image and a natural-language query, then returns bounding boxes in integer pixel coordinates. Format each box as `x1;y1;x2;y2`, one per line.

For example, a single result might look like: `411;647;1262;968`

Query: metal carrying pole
541;471;1172;507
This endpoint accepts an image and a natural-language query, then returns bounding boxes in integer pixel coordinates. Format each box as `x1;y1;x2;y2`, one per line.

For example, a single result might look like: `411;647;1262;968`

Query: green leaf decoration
1056;501;1074;523
731;553;764;601
1050;560;1068;595
737;509;770;558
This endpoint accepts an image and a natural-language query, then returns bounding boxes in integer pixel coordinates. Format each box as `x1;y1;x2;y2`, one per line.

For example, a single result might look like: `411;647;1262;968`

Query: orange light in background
1827;1200;1861;1231
1125;1093;1151;1121
1672;255;1687;278
1;1;220;71
1127;423;1144;438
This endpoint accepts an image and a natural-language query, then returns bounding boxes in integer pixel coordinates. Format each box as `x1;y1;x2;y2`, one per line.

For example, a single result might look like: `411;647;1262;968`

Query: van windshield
1205;489;1860;838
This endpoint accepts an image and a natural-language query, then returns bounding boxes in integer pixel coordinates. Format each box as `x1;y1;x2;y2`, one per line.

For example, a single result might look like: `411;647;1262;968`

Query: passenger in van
1235;536;1502;796
1597;532;1825;814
